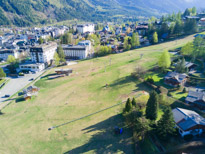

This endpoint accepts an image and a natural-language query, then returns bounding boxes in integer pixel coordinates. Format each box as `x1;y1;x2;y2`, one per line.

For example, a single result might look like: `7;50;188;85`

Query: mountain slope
0;0;204;26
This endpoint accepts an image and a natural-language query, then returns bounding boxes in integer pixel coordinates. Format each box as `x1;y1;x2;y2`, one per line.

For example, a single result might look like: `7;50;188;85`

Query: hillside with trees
0;0;205;26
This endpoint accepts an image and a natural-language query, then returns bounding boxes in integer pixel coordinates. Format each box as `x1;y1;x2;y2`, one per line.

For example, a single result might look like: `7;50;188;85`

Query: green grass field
0;34;195;154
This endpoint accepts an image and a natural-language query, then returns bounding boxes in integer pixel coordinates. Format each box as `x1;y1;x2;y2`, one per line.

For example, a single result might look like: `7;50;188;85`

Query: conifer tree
145;91;159;121
157;107;176;140
131;97;137;108
125;98;132;112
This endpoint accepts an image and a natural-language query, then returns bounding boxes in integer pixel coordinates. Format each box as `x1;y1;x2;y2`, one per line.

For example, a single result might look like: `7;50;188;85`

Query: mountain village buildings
77;24;95;34
172;108;205;137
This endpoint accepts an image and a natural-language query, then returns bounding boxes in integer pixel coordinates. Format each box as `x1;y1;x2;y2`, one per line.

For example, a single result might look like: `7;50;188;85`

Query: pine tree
125;98;132;112
158;50;171;70
192;7;197;15
57;45;66;63
173;20;183;36
175;58;187;73
131;97;137;108
153;32;158;44
145;91;159;121
157;107;176;140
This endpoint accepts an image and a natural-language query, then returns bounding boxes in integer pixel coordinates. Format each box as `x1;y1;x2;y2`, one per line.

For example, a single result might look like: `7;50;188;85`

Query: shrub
183;88;186;93
146;76;154;84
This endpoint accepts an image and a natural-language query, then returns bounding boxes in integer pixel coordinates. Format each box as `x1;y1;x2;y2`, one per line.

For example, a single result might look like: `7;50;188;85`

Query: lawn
0;34;195;154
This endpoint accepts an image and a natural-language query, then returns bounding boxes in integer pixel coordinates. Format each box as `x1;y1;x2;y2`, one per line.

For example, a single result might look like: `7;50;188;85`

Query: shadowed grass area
0;34;195;154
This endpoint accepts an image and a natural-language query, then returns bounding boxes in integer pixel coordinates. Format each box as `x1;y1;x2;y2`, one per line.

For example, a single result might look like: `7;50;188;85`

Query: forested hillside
0;0;204;26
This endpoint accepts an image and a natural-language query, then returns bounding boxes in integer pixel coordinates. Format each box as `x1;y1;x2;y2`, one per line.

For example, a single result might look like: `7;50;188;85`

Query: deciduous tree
153;32;158;44
158;50;171;70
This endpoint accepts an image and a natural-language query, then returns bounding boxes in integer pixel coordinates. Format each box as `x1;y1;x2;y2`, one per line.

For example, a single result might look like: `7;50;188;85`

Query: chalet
172;108;205;137
185;90;205;109
24;93;32;101
136;25;148;35
185;62;197;71
199;18;205;26
23;86;39;100
164;72;188;87
23;86;39;94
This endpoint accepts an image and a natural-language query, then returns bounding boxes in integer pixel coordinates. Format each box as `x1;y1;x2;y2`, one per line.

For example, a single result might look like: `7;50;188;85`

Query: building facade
0;49;19;60
19;63;45;72
78;40;92;51
77;24;95;34
30;42;57;65
62;45;88;59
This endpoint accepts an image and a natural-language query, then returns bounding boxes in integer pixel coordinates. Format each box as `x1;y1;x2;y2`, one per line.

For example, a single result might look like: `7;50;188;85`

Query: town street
0;71;45;103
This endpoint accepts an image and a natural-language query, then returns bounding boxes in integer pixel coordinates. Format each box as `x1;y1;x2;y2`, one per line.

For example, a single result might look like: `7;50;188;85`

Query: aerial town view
0;0;205;154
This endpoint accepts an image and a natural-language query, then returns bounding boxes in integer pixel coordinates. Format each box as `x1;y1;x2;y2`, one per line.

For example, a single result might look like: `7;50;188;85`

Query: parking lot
0;71;45;103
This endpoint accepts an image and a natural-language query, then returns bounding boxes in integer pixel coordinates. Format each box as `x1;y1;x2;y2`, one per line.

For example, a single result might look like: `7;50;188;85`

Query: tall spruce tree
131;97;137;108
145;91;159;121
125;98;132;112
157;107;176;140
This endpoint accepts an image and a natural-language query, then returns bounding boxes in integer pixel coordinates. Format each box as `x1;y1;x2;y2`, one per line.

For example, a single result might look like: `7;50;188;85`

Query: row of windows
20;66;40;69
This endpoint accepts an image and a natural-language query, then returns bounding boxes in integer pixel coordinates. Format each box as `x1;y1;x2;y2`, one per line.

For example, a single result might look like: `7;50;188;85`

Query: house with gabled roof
172;108;205;137
164;72;188;87
186;90;205;109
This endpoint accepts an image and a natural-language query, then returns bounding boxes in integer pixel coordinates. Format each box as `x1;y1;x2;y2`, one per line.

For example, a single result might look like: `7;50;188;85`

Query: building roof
172;108;205;131
62;45;87;50
164;72;188;83
186;90;205;104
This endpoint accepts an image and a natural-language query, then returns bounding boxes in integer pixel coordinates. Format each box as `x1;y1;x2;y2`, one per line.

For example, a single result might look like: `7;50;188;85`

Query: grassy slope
0;35;194;154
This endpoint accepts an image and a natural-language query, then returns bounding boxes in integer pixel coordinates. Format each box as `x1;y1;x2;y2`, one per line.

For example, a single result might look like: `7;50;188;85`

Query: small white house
19;63;45;72
172;108;205;137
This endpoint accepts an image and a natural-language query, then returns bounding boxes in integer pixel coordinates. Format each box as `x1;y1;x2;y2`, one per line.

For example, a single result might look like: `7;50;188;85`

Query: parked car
29;78;34;81
4;95;10;98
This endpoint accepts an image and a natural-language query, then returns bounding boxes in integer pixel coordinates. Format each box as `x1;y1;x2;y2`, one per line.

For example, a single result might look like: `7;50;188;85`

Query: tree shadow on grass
109;75;139;89
64;114;134;154
15;97;25;103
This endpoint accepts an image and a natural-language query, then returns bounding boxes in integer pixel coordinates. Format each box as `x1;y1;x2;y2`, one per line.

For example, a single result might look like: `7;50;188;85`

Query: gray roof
185;91;205;103
165;72;187;83
172;108;205;131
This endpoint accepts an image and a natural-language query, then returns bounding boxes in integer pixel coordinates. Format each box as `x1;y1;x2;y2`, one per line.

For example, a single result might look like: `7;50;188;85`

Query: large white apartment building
77;24;95;34
30;42;57;65
62;45;88;59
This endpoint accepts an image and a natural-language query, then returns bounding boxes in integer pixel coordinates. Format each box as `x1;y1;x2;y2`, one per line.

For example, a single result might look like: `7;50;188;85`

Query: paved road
0;71;45;103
